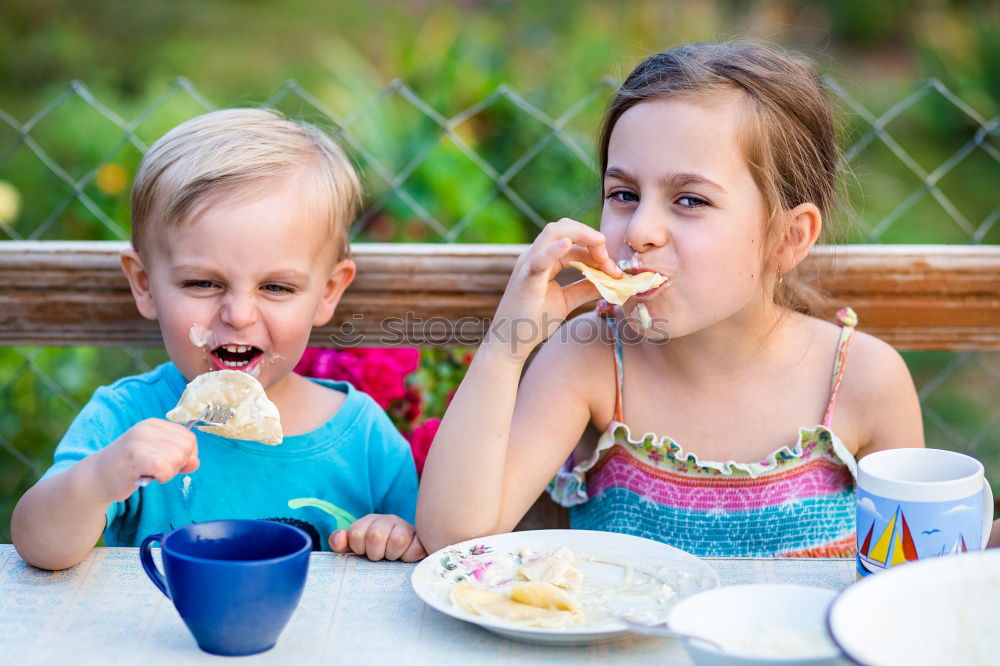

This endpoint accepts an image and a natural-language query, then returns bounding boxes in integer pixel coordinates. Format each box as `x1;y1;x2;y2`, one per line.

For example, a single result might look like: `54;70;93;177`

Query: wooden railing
3;239;999;527
3;241;999;350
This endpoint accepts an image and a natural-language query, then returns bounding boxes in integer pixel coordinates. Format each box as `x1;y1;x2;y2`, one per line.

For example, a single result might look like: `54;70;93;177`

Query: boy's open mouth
210;344;264;373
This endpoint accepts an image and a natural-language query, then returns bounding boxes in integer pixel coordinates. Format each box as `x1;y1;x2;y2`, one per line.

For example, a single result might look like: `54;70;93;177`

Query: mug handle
982;479;994;550
140;533;170;598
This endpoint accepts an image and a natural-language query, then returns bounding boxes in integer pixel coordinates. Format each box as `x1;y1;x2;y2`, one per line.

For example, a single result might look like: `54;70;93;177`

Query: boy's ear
772;202;822;276
120;248;159;320
314;258;356;327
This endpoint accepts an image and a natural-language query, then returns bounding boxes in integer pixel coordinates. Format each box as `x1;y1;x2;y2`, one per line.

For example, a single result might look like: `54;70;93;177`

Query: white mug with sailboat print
856;448;993;577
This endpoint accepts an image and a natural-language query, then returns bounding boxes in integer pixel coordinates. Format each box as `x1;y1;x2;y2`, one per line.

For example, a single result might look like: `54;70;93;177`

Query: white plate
828;550;1000;666
411;529;720;645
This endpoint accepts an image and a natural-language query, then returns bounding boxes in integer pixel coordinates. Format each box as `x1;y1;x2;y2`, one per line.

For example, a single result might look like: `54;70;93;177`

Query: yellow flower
95;163;128;195
0;180;21;224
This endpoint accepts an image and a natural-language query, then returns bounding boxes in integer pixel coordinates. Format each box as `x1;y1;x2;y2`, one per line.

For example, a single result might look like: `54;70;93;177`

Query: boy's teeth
223;359;250;367
222;344;250;353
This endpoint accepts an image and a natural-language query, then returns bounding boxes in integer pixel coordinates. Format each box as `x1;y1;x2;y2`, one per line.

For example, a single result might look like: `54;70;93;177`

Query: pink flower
296;348;421;409
406;418;440;475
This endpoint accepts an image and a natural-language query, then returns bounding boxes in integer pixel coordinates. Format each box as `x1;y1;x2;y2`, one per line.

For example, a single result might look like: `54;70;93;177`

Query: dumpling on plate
517;545;584;590
450;581;581;628
166;370;282;445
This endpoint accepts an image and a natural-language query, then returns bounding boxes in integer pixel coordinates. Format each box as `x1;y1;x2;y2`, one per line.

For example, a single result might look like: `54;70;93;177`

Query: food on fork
569;261;668;305
167;370;283;445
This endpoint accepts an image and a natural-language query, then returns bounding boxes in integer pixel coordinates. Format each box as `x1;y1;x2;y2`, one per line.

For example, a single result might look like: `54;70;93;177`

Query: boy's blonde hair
598;42;842;317
131;108;360;261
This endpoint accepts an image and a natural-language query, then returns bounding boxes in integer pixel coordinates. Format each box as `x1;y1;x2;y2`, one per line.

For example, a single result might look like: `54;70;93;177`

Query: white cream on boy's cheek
188;324;215;349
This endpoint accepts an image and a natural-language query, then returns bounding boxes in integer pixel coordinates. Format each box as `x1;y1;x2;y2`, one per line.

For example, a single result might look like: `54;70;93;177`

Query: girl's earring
776;267;783;284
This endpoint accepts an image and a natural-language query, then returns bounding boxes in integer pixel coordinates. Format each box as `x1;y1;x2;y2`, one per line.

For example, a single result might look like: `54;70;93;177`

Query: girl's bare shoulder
527;310;617;421
815;316;921;453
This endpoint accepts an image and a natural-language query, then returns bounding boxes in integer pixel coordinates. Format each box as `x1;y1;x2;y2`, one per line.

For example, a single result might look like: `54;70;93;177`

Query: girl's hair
598;42;842;316
131;108;360;261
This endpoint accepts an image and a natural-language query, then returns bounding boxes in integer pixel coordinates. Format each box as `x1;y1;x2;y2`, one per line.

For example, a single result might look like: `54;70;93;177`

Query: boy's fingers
383;523;414;561
177;436;200;474
346;514;378;557
401;536;428;563
178;456;200;475
363;516;394;561
328;530;350;553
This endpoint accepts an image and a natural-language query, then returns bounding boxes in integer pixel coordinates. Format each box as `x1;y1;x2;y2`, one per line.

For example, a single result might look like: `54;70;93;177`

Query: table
0;543;855;665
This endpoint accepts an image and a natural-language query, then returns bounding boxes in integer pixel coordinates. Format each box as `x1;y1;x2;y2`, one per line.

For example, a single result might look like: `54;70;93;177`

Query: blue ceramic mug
856;448;993;578
140;519;311;656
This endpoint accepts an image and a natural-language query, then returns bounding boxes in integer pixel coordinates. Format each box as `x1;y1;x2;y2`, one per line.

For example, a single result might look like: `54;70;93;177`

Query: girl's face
601;95;770;339
135;178;351;393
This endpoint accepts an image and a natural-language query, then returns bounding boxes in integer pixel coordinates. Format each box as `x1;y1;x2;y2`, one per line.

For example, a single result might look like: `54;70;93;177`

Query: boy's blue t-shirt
40;362;418;550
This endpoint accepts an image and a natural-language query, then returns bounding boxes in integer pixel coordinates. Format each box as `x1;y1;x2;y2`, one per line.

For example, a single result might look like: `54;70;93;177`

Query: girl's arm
417;327;603;552
417;220;619;552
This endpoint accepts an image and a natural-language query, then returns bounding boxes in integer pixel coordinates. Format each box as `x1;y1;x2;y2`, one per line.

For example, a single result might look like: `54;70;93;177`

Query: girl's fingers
531;220;621;279
527;237;570;276
587;243;623;277
561;278;602;312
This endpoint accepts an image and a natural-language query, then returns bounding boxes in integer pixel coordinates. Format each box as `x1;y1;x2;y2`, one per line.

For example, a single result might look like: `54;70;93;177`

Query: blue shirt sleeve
366;406;419;524
40;386;133;527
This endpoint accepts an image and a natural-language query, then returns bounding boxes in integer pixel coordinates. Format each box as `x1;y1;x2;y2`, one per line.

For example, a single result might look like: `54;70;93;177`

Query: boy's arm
11;450;116;570
11;396;199;570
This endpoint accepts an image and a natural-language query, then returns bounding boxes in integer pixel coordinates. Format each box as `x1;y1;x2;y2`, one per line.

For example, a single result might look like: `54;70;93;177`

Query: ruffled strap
822;307;858;428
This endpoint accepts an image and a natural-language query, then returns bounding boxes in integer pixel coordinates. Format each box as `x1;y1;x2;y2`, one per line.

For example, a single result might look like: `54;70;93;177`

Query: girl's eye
606;190;639;204
182;280;217;290
262;284;294;294
677;195;709;208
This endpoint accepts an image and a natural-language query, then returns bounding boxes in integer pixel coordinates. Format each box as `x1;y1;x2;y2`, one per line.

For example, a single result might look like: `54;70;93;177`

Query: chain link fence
1;76;998;541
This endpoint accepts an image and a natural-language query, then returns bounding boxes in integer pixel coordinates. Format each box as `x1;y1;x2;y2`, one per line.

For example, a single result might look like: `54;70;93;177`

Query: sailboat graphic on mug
858;505;920;574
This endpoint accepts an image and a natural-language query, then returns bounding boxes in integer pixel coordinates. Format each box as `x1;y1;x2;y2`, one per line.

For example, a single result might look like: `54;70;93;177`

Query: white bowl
828;550;1000;666
667;584;848;665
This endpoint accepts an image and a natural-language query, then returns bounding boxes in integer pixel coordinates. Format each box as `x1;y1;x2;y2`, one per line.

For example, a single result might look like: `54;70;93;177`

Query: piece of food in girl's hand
166;369;283;445
569;261;668;305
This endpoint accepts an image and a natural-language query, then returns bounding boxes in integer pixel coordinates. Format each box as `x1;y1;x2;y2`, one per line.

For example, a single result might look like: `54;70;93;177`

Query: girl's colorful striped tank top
547;307;860;558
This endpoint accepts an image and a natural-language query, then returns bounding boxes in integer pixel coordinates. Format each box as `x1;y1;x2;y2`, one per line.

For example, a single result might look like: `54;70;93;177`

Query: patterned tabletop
0;544;855;665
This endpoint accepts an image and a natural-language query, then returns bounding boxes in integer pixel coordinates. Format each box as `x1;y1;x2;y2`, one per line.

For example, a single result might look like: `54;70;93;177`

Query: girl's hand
490;218;621;362
329;514;427;562
95;419;200;502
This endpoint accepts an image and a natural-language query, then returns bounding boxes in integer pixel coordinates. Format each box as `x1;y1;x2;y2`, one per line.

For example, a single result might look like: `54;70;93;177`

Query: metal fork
135;405;233;488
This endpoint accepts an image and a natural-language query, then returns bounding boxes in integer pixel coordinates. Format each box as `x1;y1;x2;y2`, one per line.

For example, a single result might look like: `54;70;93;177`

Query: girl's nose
219;293;259;330
624;202;670;253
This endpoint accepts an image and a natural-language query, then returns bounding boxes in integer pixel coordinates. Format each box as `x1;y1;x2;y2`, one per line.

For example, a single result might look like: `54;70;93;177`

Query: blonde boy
12;109;423;569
